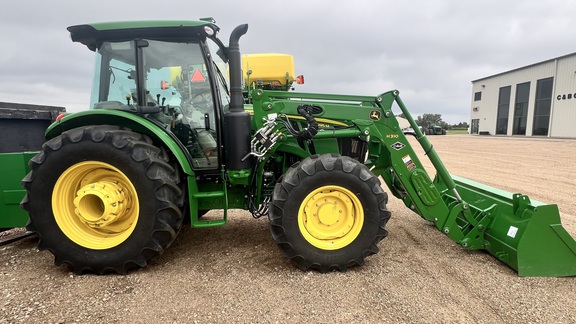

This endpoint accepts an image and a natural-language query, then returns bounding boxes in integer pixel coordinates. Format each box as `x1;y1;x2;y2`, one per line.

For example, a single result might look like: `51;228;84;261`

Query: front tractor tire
21;125;183;274
269;154;391;272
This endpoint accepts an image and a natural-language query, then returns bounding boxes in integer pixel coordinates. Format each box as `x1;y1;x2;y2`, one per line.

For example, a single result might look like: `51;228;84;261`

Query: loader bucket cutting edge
446;175;576;277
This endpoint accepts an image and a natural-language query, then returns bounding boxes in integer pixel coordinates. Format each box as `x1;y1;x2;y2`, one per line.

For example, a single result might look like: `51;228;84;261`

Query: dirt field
1;135;575;323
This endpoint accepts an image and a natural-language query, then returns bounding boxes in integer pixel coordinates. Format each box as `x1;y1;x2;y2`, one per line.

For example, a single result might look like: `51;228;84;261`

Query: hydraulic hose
296;104;319;140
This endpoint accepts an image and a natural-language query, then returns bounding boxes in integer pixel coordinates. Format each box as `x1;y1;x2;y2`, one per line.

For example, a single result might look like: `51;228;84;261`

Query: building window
533;77;553;136
497;86;511;135
513;82;530;135
474;91;482;101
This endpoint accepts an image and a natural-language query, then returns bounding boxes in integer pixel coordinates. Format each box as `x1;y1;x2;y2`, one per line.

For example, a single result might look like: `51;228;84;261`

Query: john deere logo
390;142;405;151
369;110;381;121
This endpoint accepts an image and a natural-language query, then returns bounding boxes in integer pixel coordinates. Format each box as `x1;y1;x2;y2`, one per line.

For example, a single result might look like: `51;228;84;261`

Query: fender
46;110;194;175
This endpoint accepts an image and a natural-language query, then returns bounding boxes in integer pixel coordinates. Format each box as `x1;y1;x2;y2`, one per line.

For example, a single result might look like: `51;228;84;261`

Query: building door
471;119;479;134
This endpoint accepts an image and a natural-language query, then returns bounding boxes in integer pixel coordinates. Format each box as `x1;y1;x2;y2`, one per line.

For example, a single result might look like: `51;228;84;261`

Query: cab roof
67;20;218;51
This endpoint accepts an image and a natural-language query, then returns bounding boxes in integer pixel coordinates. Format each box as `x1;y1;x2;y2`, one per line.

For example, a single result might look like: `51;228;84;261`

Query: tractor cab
68;21;231;170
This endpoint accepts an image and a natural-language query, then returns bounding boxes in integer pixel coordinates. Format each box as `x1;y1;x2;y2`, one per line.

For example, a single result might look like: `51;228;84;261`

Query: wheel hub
52;161;139;249
304;191;355;240
299;185;364;250
74;180;132;230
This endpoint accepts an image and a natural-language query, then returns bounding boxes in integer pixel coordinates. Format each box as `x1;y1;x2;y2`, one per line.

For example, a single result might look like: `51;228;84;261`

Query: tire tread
22;125;183;274
269;154;391;273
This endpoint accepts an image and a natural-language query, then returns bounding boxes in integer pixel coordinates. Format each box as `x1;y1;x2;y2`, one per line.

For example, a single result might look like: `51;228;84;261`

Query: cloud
1;0;576;123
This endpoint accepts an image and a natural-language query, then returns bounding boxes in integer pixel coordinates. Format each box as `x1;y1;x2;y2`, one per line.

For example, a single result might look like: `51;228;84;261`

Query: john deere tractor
425;125;447;135
8;19;576;276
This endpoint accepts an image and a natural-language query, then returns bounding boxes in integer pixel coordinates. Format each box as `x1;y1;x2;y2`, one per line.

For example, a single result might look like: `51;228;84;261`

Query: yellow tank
242;53;295;88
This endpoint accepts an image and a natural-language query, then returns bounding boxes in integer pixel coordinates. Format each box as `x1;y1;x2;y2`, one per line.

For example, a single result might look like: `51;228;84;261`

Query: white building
470;52;576;138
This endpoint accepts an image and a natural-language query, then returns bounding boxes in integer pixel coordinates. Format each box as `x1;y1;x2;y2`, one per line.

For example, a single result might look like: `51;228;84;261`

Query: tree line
398;113;468;130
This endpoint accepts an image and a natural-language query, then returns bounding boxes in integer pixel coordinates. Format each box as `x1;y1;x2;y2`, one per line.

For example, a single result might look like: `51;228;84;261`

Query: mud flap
446;175;576;277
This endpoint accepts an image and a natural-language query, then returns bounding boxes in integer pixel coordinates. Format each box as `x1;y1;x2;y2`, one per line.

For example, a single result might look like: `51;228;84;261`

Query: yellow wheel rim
298;185;364;250
52;161;139;250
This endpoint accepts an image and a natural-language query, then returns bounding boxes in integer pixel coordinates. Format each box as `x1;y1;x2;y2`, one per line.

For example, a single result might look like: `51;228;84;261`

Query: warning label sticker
507;226;518;238
402;154;416;171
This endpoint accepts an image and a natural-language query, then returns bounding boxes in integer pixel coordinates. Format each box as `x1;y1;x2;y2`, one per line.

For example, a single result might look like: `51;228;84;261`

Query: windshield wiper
212;62;230;98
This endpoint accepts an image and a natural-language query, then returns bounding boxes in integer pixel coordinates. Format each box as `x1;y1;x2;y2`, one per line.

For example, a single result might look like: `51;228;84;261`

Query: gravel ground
1;135;575;323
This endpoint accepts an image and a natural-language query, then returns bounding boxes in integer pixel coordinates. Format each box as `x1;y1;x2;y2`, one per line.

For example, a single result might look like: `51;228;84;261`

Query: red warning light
191;69;206;82
295;75;305;85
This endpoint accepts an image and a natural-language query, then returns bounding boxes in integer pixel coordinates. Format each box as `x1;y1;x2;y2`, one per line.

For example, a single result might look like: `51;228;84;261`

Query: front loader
13;19;576;276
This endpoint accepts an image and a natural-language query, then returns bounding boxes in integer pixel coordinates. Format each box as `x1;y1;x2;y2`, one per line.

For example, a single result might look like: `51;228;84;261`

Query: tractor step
189;186;228;228
191;191;225;199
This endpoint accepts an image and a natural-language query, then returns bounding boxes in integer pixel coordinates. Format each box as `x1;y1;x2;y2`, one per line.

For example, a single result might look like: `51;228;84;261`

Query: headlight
204;26;215;36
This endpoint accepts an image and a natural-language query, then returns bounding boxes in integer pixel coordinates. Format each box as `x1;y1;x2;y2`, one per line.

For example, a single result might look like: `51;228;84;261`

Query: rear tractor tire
21;125;183;274
269;154;391;272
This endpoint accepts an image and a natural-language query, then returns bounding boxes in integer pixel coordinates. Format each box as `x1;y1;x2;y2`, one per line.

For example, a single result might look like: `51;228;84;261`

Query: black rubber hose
296;104;319;140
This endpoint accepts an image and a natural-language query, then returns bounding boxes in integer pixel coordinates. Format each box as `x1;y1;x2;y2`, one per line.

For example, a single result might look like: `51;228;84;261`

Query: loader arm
250;89;576;277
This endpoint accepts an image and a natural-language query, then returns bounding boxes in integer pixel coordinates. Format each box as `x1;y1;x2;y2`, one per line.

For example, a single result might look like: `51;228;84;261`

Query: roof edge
471;51;576;83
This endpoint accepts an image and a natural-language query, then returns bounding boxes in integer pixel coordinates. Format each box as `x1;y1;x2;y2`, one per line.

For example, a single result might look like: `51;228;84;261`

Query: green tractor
7;19;576;276
424;125;447;135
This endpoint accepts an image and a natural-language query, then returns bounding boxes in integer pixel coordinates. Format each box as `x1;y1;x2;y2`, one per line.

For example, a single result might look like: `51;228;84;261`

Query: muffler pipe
228;24;248;113
224;24;253;170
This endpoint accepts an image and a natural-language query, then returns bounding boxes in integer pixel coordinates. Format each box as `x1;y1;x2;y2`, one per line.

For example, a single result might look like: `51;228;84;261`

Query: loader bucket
447;175;576;277
390;93;575;276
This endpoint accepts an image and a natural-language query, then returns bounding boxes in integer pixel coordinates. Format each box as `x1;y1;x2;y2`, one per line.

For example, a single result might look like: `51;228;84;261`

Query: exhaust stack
224;24;253;170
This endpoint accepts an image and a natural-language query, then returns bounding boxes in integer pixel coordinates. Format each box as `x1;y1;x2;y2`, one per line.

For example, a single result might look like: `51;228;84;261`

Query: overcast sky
1;0;575;124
